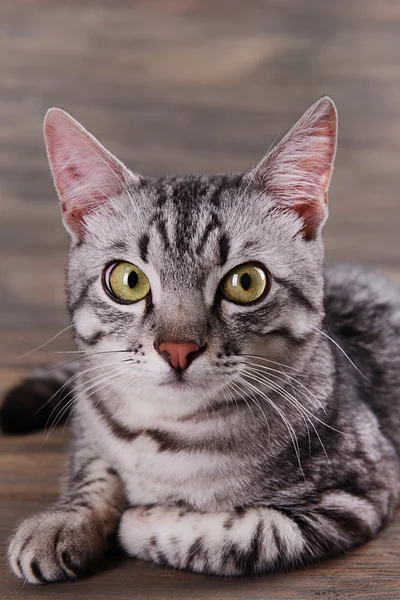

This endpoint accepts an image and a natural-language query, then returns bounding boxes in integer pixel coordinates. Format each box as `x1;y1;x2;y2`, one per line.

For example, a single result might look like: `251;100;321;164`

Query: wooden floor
1;1;400;598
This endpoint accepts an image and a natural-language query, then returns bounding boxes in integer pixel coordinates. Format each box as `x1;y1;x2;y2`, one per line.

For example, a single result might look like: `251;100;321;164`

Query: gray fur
4;98;400;583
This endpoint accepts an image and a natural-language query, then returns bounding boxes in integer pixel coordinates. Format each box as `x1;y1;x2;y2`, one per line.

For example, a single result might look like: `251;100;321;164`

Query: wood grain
1;1;400;598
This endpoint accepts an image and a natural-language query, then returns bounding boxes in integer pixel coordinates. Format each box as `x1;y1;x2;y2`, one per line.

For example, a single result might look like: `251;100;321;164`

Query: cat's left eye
103;261;150;304
220;262;270;305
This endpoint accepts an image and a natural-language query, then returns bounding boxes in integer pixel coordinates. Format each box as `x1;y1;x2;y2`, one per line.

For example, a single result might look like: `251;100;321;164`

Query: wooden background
1;1;400;598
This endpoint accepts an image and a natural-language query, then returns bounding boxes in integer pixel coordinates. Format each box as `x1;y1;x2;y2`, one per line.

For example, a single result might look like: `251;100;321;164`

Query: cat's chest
105;433;245;511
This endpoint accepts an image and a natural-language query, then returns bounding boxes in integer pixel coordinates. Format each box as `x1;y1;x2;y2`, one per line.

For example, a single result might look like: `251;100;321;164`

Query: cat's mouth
160;371;191;388
158;367;210;391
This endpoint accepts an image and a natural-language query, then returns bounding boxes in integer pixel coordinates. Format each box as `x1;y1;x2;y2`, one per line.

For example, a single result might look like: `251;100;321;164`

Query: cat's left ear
44;108;139;242
252;96;337;240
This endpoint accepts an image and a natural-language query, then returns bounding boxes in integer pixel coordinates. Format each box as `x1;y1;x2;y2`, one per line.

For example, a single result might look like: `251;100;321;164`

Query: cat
2;96;400;584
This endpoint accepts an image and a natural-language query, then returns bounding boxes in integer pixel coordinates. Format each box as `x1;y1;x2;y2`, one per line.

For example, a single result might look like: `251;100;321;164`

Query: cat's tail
0;366;75;435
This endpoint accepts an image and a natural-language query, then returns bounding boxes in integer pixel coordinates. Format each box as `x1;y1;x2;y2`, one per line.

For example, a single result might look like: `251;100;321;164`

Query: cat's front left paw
119;505;190;567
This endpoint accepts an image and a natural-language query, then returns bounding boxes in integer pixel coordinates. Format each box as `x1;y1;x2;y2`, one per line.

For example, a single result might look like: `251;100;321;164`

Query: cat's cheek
73;308;106;339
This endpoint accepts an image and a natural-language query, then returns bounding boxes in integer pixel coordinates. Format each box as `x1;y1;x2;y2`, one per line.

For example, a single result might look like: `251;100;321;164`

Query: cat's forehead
83;170;298;285
135;173;246;277
143;173;245;211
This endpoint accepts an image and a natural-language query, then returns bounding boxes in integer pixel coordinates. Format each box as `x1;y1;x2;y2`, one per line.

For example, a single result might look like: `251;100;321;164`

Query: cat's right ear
44;109;139;242
251;96;337;241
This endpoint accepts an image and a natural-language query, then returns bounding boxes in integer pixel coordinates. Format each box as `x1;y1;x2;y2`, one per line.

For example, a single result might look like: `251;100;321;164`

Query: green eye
221;262;270;305
104;261;150;303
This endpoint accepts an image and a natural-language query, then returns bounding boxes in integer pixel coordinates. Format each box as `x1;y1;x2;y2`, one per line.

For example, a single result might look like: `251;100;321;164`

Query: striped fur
3;98;400;583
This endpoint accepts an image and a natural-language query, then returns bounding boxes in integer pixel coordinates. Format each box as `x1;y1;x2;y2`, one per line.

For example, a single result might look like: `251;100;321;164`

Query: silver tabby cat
3;97;400;583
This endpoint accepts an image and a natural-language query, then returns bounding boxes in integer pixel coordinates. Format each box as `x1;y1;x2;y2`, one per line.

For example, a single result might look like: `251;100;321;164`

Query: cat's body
3;98;400;583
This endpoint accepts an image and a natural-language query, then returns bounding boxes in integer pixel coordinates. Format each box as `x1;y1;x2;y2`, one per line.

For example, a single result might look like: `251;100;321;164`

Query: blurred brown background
1;1;400;599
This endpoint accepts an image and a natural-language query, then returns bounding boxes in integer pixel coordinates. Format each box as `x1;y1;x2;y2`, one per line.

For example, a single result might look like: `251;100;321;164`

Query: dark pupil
240;273;251;291
127;270;139;288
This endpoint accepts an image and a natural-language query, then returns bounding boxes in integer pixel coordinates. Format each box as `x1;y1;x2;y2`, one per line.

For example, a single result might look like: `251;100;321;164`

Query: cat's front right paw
9;510;105;584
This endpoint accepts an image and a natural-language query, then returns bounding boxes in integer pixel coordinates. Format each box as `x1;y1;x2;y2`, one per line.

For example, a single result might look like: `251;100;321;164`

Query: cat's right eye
220;262;270;305
103;261;150;304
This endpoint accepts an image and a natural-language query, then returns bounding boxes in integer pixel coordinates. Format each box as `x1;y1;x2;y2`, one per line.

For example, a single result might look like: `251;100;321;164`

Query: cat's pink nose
157;341;201;372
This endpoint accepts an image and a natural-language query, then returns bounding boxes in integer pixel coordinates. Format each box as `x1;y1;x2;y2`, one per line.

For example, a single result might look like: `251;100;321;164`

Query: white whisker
43;363;128;443
239;354;299;372
243;360;325;412
244;364;347;437
221;381;240;416
236;374;304;477
16;324;74;359
229;379;258;425
313;326;369;381
37;360;128;419
243;367;330;464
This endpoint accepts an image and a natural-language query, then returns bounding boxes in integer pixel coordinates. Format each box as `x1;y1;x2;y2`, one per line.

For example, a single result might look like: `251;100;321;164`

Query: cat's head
44;98;337;411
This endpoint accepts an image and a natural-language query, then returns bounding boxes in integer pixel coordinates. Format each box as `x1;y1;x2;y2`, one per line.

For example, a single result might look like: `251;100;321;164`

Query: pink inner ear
45;109;128;241
58;161;118;229
58;157;124;240
65;164;81;181
259;97;337;240
293;195;328;241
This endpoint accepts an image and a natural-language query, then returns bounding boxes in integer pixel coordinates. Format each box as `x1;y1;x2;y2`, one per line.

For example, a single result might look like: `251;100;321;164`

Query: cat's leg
9;445;125;583
119;494;385;575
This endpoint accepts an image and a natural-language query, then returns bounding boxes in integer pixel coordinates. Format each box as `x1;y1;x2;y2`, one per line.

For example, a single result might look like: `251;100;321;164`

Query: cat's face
45;98;337;409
